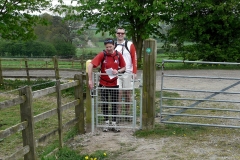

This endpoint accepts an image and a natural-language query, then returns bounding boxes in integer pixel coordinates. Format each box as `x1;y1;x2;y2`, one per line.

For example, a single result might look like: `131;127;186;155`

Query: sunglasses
117;32;125;35
104;39;114;45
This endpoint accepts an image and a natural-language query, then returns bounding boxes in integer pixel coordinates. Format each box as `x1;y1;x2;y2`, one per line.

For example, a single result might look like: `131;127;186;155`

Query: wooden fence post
80;54;84;73
24;59;30;83
53;56;60;80
142;38;156;130
56;80;63;148
19;86;37;160
74;74;85;134
0;58;3;84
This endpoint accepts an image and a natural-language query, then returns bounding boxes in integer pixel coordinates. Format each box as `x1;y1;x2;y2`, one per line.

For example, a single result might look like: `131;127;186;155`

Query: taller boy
115;27;137;120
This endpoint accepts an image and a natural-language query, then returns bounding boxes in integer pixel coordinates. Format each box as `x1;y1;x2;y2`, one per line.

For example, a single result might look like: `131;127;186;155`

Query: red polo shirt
91;50;126;87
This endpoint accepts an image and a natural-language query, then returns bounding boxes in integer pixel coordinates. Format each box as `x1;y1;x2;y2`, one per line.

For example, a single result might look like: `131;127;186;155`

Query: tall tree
0;0;52;40
164;0;240;61
55;0;167;66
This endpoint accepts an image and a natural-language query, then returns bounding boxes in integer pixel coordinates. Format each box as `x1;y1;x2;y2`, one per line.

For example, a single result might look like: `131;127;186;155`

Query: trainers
103;120;109;132
111;121;120;132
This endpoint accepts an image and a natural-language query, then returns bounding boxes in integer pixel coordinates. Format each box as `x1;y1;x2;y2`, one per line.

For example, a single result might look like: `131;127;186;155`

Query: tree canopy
56;0;167;65
0;0;51;40
165;0;240;62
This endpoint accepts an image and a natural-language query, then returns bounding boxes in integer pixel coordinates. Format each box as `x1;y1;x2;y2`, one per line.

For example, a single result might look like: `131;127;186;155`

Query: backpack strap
114;40;130;55
124;40;130;53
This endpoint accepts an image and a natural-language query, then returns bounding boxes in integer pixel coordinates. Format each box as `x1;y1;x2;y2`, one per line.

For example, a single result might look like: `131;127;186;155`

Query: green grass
134;123;207;138
42;147;108;160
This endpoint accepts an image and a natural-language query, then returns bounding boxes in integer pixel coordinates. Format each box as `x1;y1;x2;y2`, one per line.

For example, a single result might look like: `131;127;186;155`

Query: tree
164;0;240;62
0;0;51;40
55;0;167;66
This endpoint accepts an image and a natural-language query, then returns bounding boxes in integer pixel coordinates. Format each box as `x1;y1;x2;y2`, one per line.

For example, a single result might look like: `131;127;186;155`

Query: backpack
114;40;130;54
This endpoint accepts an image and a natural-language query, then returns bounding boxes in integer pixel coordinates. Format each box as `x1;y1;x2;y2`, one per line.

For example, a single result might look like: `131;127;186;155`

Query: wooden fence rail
0;55;94;83
0;74;85;160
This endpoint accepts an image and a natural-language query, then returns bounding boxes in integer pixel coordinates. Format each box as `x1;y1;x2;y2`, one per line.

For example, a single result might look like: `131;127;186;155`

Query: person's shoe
111;121;120;132
103;120;109;132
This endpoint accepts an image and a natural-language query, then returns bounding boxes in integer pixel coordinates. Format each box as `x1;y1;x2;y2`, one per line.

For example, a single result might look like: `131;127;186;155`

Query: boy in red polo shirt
88;38;126;132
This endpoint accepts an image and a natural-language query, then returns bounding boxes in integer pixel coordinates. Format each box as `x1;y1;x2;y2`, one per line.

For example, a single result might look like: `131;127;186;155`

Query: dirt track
3;69;240;159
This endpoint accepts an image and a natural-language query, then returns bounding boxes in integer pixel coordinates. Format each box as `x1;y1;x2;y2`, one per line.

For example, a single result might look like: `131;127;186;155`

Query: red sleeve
91;52;104;68
130;43;137;74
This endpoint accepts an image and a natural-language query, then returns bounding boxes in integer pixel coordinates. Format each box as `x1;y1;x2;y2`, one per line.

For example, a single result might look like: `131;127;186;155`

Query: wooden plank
56;80;63;148
2;76;56;78
4;145;30;160
0;96;26;110
62;118;78;130
37;128;58;143
33;108;57;123
74;74;85;134
60;81;78;90
19;86;37;160
0;121;28;139
58;68;82;71
62;100;79;111
32;86;56;98
27;68;54;70
2;68;33;71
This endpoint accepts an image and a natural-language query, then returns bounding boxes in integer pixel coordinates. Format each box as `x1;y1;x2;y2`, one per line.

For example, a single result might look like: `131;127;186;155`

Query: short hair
116;27;125;33
104;38;114;45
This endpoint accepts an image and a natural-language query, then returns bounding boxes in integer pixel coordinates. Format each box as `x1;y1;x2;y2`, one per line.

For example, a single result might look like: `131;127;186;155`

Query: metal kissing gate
91;73;142;132
160;60;240;129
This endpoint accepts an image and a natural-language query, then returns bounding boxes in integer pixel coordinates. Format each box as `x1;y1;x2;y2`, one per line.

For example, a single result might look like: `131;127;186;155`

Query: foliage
164;0;240;62
54;0;167;66
42;147;108;160
0;40;57;57
0;39;77;58
0;0;51;40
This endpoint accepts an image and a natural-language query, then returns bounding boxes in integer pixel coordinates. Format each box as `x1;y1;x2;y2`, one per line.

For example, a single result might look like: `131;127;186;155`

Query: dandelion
184;134;186;137
85;156;89;160
94;158;97;160
103;153;107;156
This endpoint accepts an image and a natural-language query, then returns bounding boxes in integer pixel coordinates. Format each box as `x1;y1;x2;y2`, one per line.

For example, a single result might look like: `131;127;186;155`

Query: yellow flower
103;153;107;156
85;156;89;159
90;158;93;160
94;158;97;160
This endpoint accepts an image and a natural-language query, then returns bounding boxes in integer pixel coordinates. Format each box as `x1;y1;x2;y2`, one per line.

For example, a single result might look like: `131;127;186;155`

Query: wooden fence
0;55;95;83
0;74;85;160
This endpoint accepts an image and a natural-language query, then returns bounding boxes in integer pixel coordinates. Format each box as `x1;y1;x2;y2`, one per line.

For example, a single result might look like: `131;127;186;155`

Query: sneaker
103;120;109;132
111;121;120;132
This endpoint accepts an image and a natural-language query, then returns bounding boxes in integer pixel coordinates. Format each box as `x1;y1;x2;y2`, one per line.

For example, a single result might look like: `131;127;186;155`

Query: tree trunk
132;35;143;69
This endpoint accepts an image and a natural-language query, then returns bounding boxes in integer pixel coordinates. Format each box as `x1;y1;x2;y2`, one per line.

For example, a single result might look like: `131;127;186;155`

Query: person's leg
122;74;133;118
101;88;109;121
111;86;120;132
111;86;119;122
100;88;109;132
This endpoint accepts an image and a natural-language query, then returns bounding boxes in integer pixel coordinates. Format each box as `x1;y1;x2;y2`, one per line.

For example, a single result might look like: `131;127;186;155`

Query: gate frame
160;60;240;129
